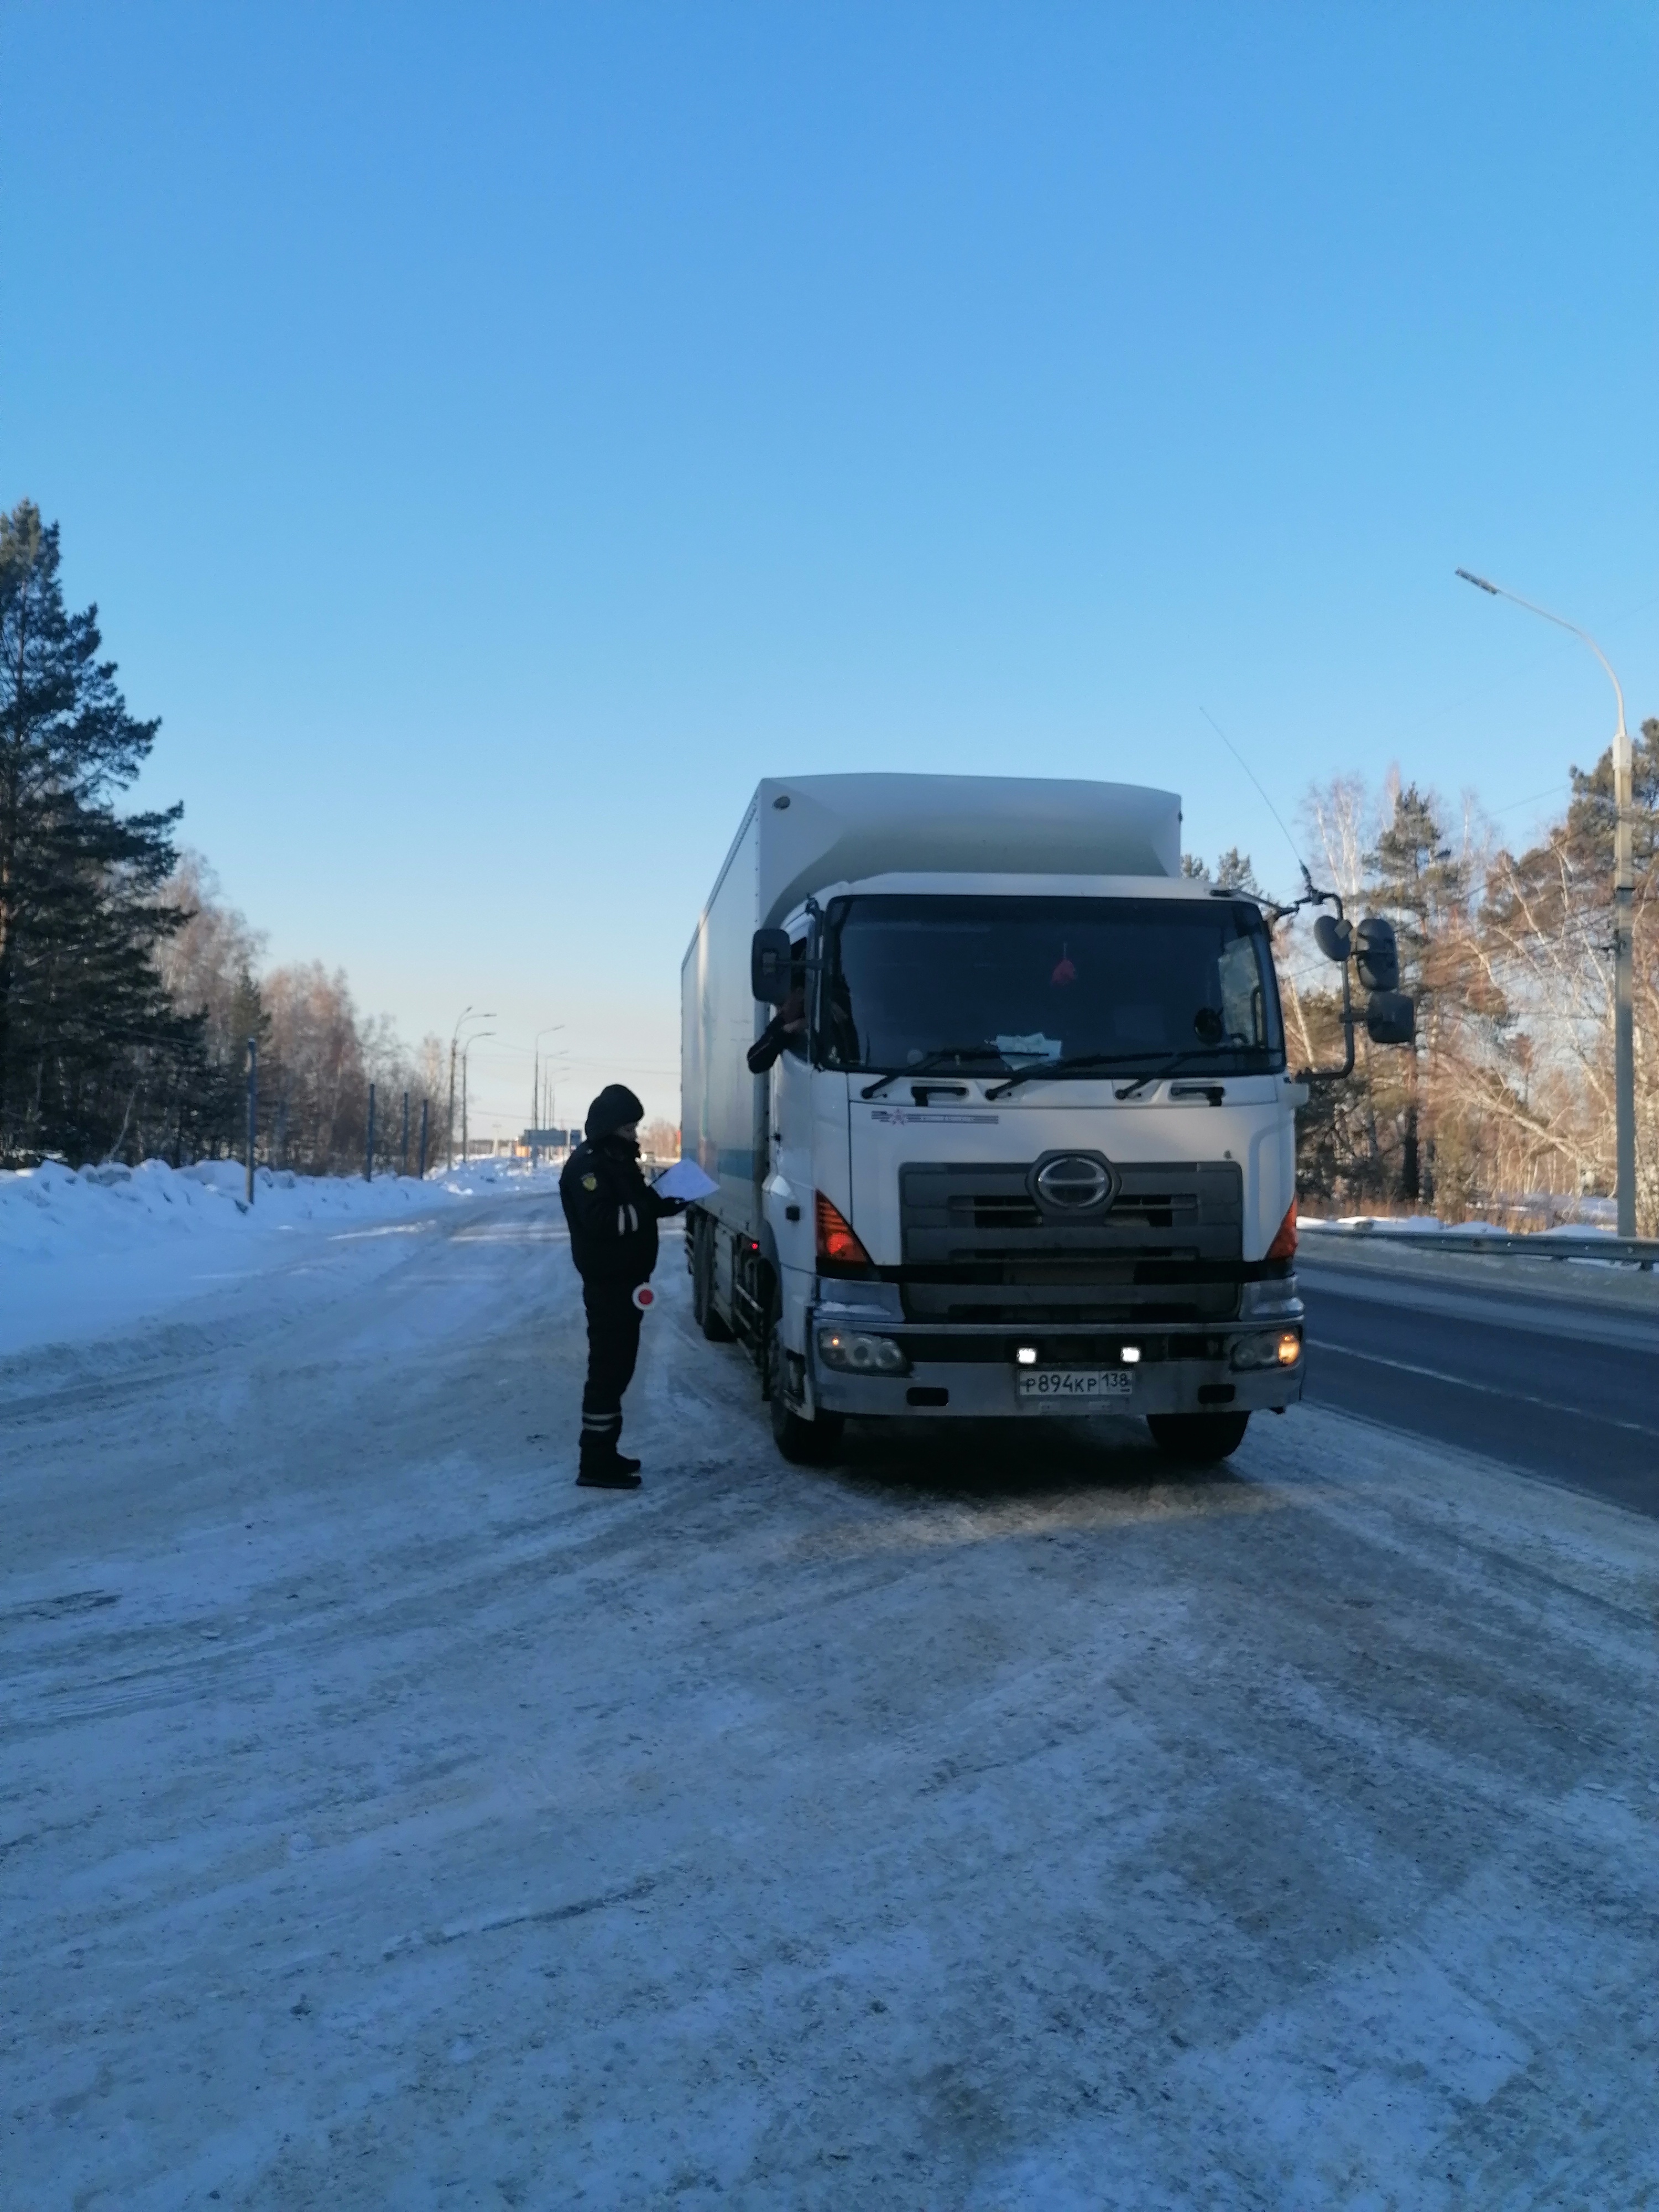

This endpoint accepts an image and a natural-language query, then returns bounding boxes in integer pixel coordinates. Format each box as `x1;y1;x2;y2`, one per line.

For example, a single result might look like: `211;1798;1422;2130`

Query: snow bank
1301;1213;1619;1239
0;1154;552;1357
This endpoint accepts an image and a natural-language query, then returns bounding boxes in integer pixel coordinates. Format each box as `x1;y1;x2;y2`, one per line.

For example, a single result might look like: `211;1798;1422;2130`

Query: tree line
1191;731;1659;1234
1;502;444;1174
7;497;1655;1217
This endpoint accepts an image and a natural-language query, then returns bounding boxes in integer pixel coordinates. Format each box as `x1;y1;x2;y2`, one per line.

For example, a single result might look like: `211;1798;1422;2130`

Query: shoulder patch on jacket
581;1173;598;1190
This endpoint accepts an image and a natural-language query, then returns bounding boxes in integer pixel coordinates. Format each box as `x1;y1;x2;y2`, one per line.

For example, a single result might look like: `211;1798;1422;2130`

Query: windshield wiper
1113;1048;1233;1100
859;1044;1013;1100
985;1045;1243;1100
984;1052;1123;1099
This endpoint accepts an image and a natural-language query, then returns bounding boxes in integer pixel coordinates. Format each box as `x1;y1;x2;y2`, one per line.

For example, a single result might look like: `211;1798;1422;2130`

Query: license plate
1017;1368;1135;1405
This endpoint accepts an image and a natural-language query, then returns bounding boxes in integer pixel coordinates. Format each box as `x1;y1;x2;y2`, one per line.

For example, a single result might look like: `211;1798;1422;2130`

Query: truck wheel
695;1219;733;1343
769;1319;844;1464
1146;1412;1250;1464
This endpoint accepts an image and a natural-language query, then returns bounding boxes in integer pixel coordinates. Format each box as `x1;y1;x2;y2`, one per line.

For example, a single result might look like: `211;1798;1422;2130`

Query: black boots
577;1441;642;1489
577;1407;641;1489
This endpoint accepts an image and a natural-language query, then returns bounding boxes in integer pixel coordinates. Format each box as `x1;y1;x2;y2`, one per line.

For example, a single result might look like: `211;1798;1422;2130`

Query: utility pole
418;1096;429;1178
1616;729;1636;1234
446;1005;471;1172
461;1031;494;1165
400;1089;410;1176
447;1007;494;1170
365;1082;376;1181
531;1023;564;1170
1457;571;1638;1235
245;1038;258;1207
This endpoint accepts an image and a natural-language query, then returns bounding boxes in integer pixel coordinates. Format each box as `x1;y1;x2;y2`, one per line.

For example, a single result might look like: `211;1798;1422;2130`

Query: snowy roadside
0;1155;550;1358
3;1191;1656;2207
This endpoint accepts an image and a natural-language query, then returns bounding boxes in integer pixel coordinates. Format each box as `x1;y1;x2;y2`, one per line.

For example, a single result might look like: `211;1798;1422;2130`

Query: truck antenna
1197;706;1305;880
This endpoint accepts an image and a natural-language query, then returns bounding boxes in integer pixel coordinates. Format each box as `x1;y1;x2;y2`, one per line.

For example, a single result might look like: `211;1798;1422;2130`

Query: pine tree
1214;848;1262;896
0;502;194;1162
1364;785;1468;1203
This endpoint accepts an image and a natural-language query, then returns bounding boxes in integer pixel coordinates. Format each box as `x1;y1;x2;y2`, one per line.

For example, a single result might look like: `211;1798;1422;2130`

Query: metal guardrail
1299;1220;1659;1269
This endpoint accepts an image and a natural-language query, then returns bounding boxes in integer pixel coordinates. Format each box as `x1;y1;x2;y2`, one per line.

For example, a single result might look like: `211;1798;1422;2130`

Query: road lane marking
1307;1338;1659;1440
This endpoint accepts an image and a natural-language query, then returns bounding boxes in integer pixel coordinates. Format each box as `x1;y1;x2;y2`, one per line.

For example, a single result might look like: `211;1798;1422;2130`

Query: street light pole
446;1005;471;1172
446;1006;495;1171
1456;570;1637;1237
245;1037;258;1208
461;1031;495;1165
531;1024;565;1166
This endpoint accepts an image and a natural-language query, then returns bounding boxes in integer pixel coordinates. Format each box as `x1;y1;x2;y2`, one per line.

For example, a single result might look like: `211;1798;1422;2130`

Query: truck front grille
898;1160;1244;1325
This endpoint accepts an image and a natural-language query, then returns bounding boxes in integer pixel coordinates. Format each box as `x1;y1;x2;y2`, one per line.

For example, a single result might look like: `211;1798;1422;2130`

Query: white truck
681;773;1411;1464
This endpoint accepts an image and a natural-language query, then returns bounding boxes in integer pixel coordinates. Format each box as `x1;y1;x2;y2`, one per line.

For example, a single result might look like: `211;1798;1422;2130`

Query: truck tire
768;1318;844;1464
695;1218;734;1343
1146;1411;1250;1464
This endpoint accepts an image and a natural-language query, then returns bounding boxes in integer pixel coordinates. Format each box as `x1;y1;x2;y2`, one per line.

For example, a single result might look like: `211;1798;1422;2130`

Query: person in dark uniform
559;1084;685;1489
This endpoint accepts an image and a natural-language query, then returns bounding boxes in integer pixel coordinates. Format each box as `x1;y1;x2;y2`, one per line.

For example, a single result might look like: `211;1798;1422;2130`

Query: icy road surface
4;1193;1657;2209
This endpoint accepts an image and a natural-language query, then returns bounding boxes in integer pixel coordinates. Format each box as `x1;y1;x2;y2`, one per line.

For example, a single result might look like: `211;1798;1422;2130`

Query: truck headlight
817;1327;910;1376
1230;1330;1302;1371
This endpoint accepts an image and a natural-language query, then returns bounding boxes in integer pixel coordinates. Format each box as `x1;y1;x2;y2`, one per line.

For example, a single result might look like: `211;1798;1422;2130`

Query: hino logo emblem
1031;1152;1117;1213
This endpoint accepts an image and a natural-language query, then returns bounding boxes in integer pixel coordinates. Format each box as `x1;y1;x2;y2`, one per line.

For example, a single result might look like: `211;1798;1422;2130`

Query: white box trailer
680;773;1406;1464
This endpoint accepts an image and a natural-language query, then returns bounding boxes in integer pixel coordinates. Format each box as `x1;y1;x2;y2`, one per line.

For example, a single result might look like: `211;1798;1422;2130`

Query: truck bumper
807;1310;1306;1420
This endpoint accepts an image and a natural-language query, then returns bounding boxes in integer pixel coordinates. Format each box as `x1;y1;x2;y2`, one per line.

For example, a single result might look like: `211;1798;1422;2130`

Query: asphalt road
1300;1240;1659;1517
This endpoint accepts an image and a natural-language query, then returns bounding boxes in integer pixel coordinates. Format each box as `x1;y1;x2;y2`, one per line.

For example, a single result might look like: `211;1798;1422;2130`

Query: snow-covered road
4;1191;1656;2208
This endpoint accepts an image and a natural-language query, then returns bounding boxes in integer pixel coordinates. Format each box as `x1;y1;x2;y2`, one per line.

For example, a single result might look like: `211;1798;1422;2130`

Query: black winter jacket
560;1136;676;1286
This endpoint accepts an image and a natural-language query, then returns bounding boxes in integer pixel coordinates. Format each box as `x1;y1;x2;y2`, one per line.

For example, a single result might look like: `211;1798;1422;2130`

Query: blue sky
7;3;1657;1131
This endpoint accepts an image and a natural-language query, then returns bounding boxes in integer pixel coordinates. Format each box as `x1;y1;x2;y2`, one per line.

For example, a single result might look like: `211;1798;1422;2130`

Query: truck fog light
1121;1345;1142;1364
1230;1330;1303;1371
1015;1346;1038;1366
817;1327;910;1376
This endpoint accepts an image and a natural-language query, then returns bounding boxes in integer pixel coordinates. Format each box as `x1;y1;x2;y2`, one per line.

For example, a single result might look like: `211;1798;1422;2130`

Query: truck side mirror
750;927;792;1004
1355;916;1400;993
1365;990;1416;1046
1313;914;1353;963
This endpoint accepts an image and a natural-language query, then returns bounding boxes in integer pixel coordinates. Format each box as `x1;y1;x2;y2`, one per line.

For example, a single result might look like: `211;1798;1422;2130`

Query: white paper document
652;1158;719;1201
994;1032;1063;1062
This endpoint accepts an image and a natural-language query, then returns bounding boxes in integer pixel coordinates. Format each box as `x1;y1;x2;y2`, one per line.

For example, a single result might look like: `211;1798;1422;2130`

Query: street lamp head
1455;568;1499;595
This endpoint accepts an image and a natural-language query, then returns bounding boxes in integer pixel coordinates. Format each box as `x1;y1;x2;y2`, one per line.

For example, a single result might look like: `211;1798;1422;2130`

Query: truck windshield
820;895;1284;1077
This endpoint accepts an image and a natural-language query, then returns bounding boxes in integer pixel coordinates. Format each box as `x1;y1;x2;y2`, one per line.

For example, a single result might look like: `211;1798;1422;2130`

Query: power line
1486;781;1569;817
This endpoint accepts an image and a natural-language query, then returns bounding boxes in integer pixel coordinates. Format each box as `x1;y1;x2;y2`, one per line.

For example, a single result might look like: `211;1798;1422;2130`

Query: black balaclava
585;1084;645;1147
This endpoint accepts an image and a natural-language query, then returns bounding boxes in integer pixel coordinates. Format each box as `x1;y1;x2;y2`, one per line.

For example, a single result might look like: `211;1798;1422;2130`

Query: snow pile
0;1154;554;1357
1301;1213;1620;1240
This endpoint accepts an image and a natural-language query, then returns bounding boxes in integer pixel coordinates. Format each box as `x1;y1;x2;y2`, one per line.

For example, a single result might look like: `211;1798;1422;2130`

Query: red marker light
815;1193;872;1269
